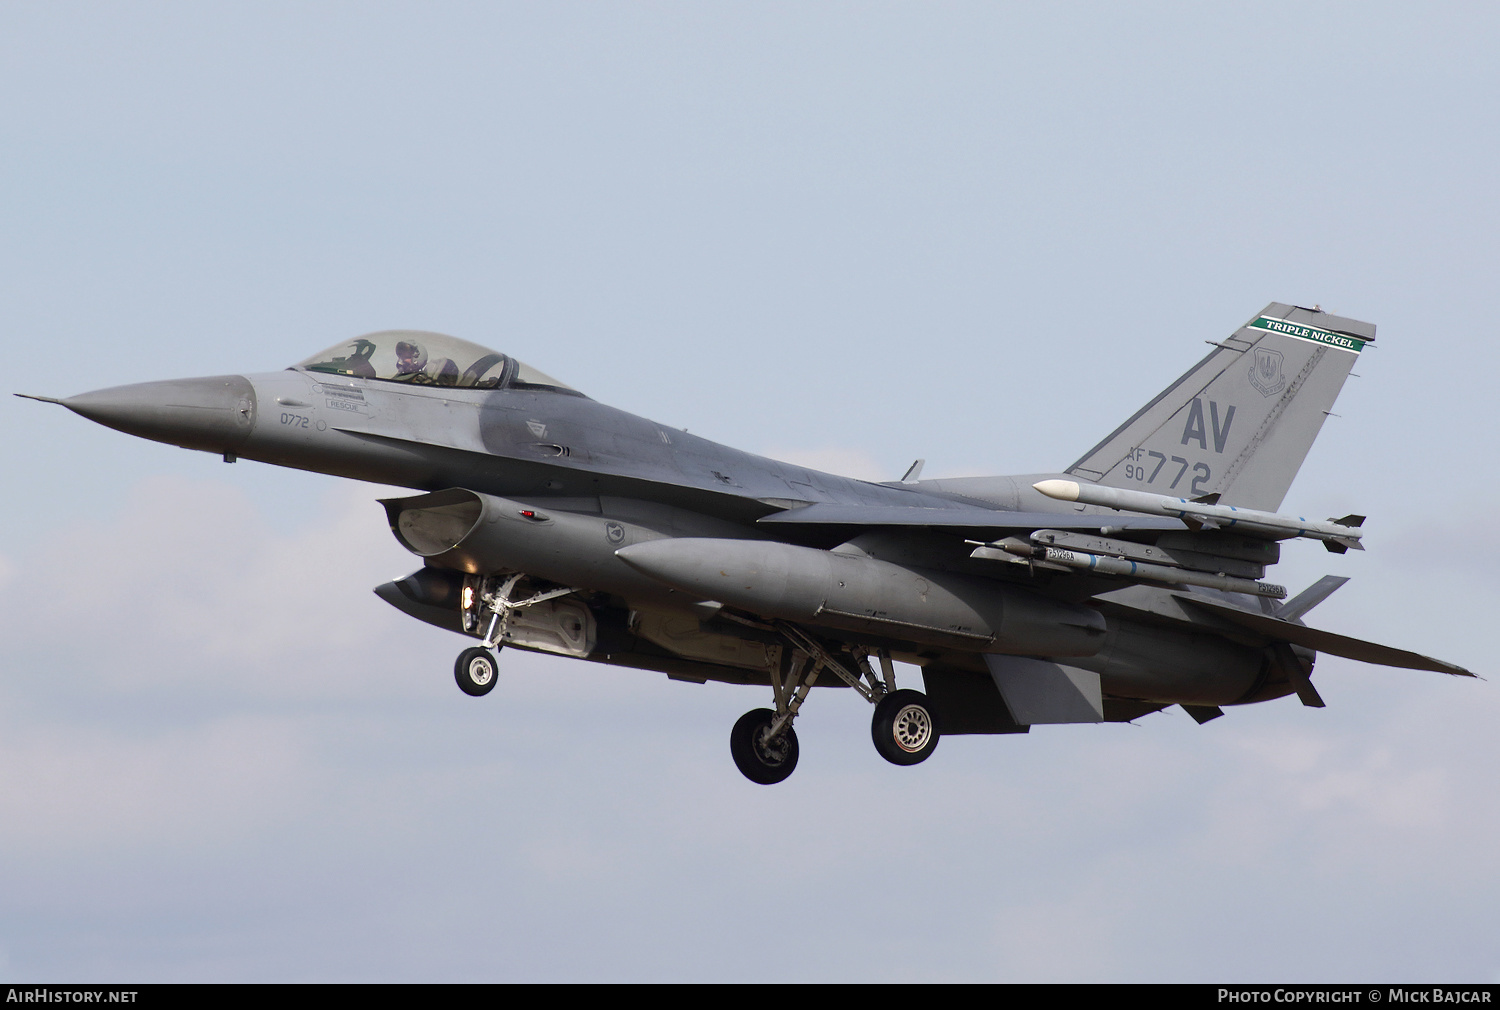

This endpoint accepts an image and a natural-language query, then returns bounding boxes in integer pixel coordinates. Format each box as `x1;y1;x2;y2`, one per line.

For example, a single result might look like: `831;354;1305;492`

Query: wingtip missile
1034;479;1364;549
1032;479;1081;502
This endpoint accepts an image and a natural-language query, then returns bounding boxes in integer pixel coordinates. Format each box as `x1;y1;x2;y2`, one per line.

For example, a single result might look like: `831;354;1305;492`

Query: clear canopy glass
295;331;580;394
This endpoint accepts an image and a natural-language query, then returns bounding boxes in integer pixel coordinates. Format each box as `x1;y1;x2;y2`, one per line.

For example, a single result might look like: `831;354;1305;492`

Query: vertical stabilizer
1066;304;1373;511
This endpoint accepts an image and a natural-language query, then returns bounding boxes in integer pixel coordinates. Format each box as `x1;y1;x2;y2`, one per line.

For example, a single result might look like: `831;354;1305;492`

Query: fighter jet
20;304;1472;784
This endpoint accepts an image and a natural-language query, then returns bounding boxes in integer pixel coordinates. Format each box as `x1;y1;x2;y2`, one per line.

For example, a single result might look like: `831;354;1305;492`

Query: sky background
1;2;1497;982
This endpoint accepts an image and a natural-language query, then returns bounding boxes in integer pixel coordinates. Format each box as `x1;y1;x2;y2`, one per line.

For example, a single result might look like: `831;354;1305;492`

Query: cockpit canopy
295;331;581;395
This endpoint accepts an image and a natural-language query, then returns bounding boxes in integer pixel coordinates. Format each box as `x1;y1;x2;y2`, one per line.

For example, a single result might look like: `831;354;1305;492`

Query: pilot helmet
394;340;428;375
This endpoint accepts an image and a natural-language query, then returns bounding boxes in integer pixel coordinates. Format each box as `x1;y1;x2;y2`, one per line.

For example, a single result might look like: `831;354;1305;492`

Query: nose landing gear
452;572;579;698
455;646;499;697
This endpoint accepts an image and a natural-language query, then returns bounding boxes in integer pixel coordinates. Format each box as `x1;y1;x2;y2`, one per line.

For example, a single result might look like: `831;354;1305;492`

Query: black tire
729;708;799;785
871;689;939;766
454;646;499;697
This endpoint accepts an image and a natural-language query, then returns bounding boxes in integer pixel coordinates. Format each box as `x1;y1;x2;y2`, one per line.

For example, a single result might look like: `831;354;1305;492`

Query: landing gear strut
452;572;578;698
725;620;940;783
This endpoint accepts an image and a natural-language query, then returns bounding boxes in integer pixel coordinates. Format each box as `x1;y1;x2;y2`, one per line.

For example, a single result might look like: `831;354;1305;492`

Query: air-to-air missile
1031;479;1366;553
973;534;1288;598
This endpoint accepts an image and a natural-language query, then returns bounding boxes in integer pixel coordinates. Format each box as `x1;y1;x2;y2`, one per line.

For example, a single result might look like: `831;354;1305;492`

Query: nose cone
63;375;257;454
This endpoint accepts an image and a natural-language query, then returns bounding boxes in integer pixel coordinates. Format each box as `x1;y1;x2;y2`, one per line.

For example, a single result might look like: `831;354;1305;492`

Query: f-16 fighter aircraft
21;304;1472;783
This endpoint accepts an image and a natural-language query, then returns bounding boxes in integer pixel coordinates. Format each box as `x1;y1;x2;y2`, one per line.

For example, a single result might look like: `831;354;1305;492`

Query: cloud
0;715;306;857
0;475;445;700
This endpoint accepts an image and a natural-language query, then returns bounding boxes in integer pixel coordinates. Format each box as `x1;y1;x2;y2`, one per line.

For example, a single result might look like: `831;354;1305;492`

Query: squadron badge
1250;346;1286;397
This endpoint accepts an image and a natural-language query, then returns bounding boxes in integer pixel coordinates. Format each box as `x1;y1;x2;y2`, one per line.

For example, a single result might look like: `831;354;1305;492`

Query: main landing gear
870;689;939;765
728;621;939;784
730;709;799;784
451;572;577;698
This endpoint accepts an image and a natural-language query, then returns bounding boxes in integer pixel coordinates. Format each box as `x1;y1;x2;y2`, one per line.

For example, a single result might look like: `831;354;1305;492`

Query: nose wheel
871;689;939;766
453;573;581;698
730;708;800;785
455;646;500;697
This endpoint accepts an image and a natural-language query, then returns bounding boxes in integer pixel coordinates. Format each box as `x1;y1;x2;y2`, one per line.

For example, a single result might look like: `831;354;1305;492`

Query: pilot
394;340;428;378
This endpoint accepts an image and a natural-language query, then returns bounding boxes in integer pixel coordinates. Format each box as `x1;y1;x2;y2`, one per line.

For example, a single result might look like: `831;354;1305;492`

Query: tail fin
1066;304;1374;511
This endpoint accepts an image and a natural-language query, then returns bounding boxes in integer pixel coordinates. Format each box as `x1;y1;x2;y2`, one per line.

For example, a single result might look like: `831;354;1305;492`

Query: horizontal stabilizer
1180;595;1474;677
